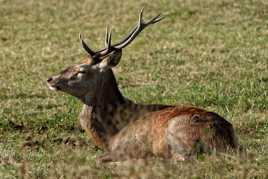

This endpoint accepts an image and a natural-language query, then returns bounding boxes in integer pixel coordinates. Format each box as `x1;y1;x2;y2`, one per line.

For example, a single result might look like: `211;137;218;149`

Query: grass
0;0;267;178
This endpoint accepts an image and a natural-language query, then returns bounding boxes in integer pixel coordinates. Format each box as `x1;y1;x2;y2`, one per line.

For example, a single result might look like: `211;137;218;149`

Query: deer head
47;9;163;104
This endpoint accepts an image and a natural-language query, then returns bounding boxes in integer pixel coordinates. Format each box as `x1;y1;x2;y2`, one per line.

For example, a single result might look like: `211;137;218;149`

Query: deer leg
97;152;114;163
171;153;187;161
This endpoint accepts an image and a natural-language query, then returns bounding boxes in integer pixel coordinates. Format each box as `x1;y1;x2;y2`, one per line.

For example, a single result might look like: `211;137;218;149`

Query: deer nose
47;77;53;82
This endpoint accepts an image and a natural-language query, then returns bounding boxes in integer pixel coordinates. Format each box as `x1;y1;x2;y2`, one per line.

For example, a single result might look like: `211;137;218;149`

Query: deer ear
96;50;122;71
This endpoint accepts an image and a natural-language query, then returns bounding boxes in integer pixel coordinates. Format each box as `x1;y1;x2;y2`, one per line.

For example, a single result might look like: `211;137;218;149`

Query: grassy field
0;0;267;178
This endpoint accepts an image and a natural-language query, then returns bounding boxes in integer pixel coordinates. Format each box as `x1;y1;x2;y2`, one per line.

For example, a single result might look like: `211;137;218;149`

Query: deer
47;9;238;162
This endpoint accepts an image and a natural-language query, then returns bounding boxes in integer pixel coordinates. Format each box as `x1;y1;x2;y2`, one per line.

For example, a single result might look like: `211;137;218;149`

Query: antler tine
105;26;112;48
111;9;164;49
146;13;164;24
105;26;109;47
106;28;112;50
99;26;113;56
111;13;163;48
79;33;96;57
139;7;144;24
94;9;163;56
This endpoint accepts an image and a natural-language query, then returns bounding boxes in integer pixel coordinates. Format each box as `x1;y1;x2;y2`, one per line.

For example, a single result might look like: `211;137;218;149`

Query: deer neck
79;69;171;149
79;69;130;148
84;69;125;107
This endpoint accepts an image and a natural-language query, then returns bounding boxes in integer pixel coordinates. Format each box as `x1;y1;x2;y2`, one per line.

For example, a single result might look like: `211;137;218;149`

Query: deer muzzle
47;75;61;91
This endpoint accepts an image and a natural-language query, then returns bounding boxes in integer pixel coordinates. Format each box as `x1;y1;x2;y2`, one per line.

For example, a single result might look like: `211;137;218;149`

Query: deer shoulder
47;9;238;162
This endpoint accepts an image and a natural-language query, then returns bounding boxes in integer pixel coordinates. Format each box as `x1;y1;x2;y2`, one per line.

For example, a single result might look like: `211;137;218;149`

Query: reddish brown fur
47;13;238;162
96;106;237;162
48;58;238;162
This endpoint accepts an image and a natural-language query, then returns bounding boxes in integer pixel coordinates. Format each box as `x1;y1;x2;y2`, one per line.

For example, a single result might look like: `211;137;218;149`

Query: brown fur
47;25;238;162
48;57;238;162
99;106;237;162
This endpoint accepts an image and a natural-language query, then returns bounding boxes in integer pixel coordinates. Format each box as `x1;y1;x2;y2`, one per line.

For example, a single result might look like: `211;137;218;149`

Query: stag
47;9;238;162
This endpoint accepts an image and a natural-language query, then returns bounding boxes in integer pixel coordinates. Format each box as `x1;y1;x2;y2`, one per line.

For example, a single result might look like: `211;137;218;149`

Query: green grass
0;0;267;178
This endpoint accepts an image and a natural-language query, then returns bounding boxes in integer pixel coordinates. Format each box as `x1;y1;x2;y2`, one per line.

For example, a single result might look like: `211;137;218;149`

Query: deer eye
70;71;86;80
78;70;86;74
76;71;86;79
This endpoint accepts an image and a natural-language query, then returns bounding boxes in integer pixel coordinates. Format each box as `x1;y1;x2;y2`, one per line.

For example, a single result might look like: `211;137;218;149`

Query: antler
111;8;164;49
104;26;112;51
80;9;164;58
79;33;95;57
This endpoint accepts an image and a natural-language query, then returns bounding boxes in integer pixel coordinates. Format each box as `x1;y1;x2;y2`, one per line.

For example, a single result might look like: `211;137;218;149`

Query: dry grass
0;0;267;178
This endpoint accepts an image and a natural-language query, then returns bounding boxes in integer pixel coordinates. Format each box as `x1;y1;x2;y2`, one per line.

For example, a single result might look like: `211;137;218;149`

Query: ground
0;0;267;178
